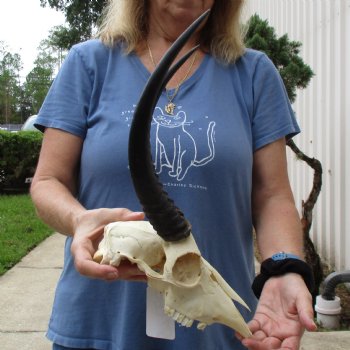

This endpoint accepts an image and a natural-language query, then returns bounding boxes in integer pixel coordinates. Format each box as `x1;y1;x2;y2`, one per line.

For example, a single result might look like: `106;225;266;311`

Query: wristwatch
252;251;315;298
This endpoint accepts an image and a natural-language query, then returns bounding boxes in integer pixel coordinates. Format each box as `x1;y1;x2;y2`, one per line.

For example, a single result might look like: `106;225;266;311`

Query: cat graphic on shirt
153;107;216;181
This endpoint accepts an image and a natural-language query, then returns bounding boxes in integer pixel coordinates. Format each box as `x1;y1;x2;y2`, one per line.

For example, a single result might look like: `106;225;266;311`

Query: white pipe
315;295;342;329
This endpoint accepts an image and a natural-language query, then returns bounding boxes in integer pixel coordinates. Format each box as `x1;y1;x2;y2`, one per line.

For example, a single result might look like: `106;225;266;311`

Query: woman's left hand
241;273;317;350
71;208;147;282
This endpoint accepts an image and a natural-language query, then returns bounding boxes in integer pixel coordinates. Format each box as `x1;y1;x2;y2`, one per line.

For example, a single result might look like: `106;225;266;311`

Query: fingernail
107;272;118;279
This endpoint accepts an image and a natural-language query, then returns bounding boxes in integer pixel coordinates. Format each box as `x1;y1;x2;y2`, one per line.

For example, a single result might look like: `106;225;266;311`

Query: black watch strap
252;257;315;299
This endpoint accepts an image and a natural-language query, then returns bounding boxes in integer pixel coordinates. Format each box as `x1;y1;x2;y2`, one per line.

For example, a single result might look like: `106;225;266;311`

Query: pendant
165;102;176;115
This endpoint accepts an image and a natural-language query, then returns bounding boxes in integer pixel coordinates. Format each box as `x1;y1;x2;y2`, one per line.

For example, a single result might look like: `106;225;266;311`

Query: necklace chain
147;42;198;115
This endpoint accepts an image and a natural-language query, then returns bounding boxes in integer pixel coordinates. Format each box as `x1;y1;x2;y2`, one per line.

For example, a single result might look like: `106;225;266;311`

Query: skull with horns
94;10;252;338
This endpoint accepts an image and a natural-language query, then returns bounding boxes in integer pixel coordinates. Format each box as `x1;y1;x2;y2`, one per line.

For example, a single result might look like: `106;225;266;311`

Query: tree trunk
287;139;323;301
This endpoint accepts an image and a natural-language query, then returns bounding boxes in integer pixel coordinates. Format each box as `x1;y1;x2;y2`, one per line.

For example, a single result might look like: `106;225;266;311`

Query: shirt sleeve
252;53;300;151
35;46;93;138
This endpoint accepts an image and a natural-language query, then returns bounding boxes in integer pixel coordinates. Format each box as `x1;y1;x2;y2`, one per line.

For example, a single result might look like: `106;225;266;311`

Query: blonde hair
97;0;246;64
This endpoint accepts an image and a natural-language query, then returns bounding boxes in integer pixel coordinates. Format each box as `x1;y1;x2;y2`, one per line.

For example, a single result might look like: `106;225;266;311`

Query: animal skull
93;221;252;338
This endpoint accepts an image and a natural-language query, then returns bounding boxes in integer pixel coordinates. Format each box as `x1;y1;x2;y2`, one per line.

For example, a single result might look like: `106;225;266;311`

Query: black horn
128;10;210;241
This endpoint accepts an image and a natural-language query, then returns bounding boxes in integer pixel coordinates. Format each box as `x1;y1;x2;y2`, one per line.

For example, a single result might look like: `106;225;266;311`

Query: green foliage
0;42;23;124
0;194;52;275
245;15;314;102
40;0;106;49
0;37;62;123
23;39;61;114
23;66;53;114
48;24;78;51
0;131;43;193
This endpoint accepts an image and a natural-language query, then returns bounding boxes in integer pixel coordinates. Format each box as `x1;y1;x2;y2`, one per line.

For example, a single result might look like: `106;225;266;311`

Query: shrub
0;131;43;193
245;14;314;103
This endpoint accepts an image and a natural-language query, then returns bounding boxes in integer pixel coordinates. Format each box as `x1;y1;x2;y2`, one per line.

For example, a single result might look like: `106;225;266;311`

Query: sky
0;0;65;77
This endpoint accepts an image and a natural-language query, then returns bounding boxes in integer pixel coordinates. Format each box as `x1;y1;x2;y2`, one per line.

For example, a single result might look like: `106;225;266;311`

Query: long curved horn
129;10;210;241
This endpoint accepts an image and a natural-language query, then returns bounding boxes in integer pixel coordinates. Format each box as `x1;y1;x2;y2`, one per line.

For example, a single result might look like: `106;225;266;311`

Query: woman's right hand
70;208;147;281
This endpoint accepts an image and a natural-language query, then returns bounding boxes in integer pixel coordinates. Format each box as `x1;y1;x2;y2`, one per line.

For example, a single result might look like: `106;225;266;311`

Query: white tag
146;286;175;340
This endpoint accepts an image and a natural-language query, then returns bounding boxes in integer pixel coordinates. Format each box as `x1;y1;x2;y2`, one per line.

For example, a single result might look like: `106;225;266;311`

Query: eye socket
151;256;166;274
172;253;201;286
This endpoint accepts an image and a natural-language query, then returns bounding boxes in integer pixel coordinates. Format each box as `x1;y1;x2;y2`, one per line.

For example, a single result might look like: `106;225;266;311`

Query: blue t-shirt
37;39;299;350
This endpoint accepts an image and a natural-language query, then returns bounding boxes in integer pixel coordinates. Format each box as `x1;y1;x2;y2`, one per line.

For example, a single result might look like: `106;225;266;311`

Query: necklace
147;42;198;115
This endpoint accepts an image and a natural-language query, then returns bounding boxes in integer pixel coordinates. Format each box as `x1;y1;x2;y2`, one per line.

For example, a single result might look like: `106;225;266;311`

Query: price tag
146;287;175;340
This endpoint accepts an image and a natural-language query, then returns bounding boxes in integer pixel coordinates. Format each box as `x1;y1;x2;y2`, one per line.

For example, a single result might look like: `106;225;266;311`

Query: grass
0;194;53;276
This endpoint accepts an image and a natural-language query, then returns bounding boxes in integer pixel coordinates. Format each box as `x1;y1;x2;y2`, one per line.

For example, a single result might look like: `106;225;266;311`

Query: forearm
30;128;87;236
31;176;86;236
253;192;304;260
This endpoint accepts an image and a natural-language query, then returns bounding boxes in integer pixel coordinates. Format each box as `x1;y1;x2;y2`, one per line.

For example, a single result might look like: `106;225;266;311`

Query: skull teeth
164;306;175;317
182;317;194;328
164;306;194;328
197;322;207;330
173;312;184;322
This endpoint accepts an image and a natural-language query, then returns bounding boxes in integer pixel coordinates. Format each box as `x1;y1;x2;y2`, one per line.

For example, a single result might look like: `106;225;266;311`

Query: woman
31;0;316;349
